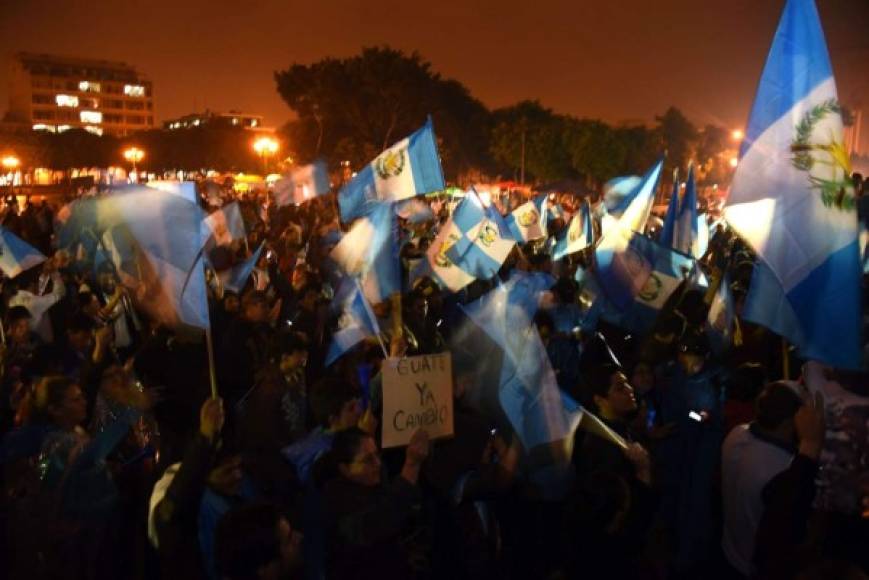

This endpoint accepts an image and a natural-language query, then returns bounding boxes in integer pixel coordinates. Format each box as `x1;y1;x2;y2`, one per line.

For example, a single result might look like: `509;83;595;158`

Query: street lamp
123;147;145;180
253;137;279;174
731;129;744;141
2;155;20;190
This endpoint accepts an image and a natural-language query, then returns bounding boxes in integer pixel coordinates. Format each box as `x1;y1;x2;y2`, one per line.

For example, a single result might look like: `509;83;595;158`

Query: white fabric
147;463;180;548
720;425;793;576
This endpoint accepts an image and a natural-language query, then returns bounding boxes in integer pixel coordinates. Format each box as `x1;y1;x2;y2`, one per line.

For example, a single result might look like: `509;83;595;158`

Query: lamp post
253;137;279;175
2;155;20;194
123;147;145;181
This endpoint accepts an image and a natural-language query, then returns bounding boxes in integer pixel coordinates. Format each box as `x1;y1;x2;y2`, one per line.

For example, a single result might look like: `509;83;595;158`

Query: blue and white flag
425;199;477;292
202;202;245;246
706;274;736;354
660;169;680;248
553;200;593;261
593;156;664;310
445;192;516;280
604;175;643;217
330;202;400;305
673;165;702;258
338;117;445;222
274;161;330;207
219;242;265;294
460;282;575;449
506;199;546;242
325;279;383;366
597;233;695;333
723;0;861;369
0;226;46;278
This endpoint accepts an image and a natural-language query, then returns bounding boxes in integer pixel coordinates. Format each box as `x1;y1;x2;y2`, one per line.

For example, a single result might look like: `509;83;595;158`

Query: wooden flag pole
391;292;403;342
205;325;219;399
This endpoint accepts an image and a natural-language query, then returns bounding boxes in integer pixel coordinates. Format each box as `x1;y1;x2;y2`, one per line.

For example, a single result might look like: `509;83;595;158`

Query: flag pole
202;258;219;399
391;292;403;342
205;322;219;399
781;337;790;380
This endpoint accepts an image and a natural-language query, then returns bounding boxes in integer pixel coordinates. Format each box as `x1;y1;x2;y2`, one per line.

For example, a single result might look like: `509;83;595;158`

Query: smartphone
489;428;498;437
688;410;704;422
266;250;275;261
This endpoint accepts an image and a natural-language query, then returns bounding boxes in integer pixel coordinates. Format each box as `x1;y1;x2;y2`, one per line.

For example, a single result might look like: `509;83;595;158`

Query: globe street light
731;129;744;141
123;147;145;179
253;137;279;174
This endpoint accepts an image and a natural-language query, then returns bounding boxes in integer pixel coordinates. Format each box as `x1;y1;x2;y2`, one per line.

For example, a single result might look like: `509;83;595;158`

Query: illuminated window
232;118;240;125
32;124;56;133
80;111;102;123
250;119;259;127
84;125;103;136
79;81;101;93
124;84;145;97
193;119;201;126
56;94;79;107
57;125;71;133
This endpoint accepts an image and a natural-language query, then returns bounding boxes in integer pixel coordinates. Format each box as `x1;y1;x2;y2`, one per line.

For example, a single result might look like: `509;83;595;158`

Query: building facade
163;109;266;132
8;52;154;137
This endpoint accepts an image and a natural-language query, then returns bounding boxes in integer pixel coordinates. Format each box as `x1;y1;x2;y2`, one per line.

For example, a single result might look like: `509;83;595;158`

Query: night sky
1;0;867;148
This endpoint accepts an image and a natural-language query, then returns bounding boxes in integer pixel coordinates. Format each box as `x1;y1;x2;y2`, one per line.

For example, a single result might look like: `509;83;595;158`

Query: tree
489;101;574;183
655;107;698;174
275;46;494;180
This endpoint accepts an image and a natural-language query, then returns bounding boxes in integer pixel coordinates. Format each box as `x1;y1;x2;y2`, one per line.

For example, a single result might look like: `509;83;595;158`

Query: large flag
273;161;330;207
0;226;46;278
325;279;383;366
506;199;546;242
593;157;665;310
202;202;245;247
445;192;515;280
330;202;400;305
553;199;593;260
460;282;576;449
673;165;702;258
219;242;265;294
723;0;861;369
338;117;445;222
660;169;680;247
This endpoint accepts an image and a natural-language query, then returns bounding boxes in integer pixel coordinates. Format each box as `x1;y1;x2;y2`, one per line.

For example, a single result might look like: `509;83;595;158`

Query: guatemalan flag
0;225;46;278
219;242;265;294
673;165;703;259
553;200;593;261
723;0;862;369
274;161;331;207
660;170;680;248
593;156;664;310
338;117;445;223
325;279;383;366
202;202;245;247
506;198;547;242
445;192;516;280
330;202;400;305
597;234;696;333
425;204;476;292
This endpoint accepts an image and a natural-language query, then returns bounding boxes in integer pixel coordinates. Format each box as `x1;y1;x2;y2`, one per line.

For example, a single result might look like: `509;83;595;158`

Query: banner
381;352;454;448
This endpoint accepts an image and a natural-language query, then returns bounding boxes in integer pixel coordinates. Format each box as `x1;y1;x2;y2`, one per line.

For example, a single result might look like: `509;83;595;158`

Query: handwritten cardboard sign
382;352;454;448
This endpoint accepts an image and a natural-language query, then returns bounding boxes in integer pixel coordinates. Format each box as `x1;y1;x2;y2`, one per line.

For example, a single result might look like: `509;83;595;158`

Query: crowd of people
0;178;866;580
